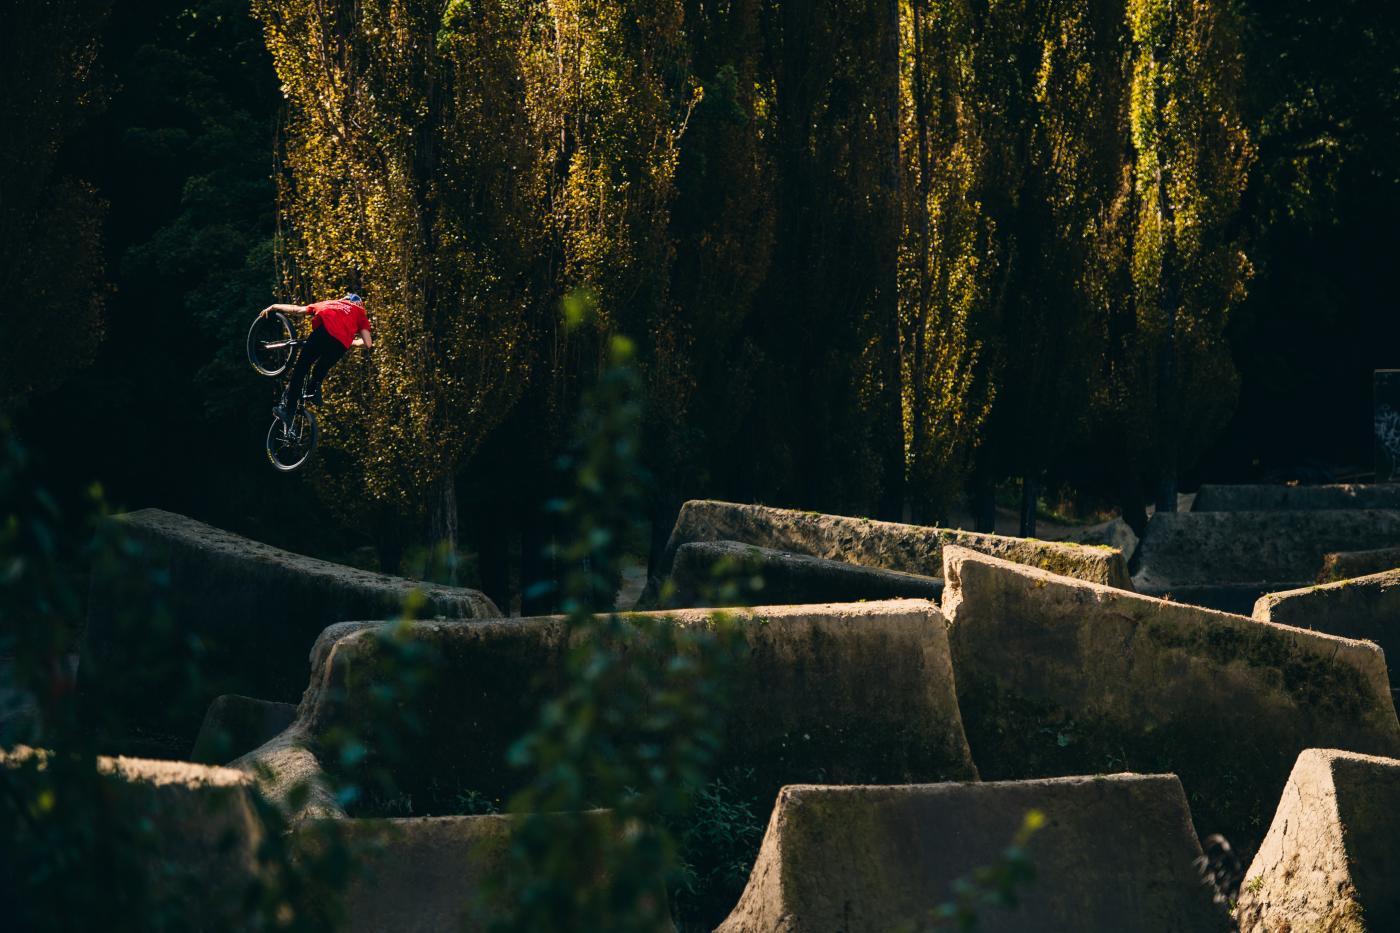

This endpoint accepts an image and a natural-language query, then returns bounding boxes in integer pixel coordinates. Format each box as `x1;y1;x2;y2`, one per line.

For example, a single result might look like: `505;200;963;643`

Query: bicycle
246;310;319;472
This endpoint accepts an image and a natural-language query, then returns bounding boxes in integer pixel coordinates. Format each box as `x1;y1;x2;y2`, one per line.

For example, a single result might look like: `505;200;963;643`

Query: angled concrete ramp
84;509;500;748
240;600;976;822
1193;483;1400;512
191;694;298;764
1131;509;1400;612
1318;546;1400;582
943;547;1400;852
652;500;1130;597
321;812;673;932
1237;749;1400;932
1254;569;1400;691
330;815;511;932
717;775;1227;933
2;748;264;916
668;539;943;607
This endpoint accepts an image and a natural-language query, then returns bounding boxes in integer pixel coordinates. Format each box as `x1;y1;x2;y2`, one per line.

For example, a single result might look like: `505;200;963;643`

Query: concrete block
717;775;1226;933
668;540;943;607
653;499;1131;597
239;601;977;822
1132;510;1400;601
191;694;298;765
1193;484;1400;512
83;509;500;743
942;546;1400;852
1254;569;1400;690
1317;546;1400;583
1237;749;1400;932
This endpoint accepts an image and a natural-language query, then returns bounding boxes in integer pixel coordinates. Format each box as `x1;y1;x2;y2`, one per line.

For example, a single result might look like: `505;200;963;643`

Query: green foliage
897;0;998;519
0;0;108;410
919;809;1047;931
897;0;1252;511
255;0;539;533
0;421;439;930
120;0;279;425
1110;0;1254;491
491;324;746;931
670;769;766;922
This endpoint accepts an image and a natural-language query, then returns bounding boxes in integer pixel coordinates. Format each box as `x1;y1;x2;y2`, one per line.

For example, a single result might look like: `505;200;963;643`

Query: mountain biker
260;294;372;421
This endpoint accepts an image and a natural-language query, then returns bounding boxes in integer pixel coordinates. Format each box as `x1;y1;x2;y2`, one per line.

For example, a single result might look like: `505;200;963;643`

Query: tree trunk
471;506;510;617
520;501;556;617
426;473;459;584
1019;474;1039;538
972;471;997;534
374;507;405;576
1119;473;1149;539
648;491;681;582
874;0;903;524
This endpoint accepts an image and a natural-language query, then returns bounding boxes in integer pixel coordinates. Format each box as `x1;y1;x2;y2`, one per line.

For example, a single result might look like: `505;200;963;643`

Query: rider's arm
355;329;373;349
260;303;310;317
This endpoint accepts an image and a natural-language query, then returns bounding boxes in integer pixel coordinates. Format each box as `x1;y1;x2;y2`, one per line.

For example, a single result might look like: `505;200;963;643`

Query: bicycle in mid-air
245;310;320;471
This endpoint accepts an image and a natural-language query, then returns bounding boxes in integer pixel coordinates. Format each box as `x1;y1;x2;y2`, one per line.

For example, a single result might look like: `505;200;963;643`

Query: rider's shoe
306;384;324;406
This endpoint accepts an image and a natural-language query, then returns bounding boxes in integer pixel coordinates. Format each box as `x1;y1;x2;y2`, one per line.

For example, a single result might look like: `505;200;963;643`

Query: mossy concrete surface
1193;483;1400;512
3;747;265;913
1318;546;1400;583
1237;749;1400;933
942;547;1400;855
1255;570;1400;691
717;775;1227;933
238;601;976;822
651;499;1131;598
316;812;673;933
84;509;500;745
191;694;298;765
327;814;512;932
1132;509;1400;596
668;539;943;607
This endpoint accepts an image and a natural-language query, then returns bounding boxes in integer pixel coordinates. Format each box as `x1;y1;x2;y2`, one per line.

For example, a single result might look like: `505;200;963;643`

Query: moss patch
1142;620;1375;720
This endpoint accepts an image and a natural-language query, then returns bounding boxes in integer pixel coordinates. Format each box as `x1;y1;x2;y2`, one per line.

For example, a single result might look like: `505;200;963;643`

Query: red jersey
308;299;371;349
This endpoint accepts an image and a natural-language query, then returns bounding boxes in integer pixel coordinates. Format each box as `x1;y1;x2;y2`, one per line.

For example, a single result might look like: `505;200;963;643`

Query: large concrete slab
83;509;500;746
668;540;943;607
652;499;1131;597
717;775;1226;933
1318;546;1400;583
2;748;264;916
1236;749;1400;932
1132;510;1400;609
321;811;671;932
942;546;1400;852
1254;570;1400;691
1193;483;1400;512
191;694;298;764
239;601;977;822
328;814;511;932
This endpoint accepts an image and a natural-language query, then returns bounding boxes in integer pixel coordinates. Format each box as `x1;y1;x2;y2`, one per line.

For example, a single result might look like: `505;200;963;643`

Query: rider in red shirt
260;294;373;421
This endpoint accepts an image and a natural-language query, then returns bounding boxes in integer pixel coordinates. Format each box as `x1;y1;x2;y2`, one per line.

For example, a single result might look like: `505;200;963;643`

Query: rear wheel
248;312;296;376
266;407;318;472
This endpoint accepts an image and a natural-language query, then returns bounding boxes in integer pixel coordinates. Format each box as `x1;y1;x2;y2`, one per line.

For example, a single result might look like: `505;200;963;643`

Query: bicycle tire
266;407;319;472
248;311;296;377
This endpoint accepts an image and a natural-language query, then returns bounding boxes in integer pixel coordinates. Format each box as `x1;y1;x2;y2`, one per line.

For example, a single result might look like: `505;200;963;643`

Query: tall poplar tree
255;0;542;564
1115;0;1253;509
899;0;1123;531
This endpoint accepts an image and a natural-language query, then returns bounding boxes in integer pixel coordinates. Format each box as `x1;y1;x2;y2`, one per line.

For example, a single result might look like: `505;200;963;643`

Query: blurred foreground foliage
0;421;421;930
0;325;762;929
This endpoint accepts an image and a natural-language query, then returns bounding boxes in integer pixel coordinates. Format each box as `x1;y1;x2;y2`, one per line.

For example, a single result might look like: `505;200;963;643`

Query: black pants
285;326;346;405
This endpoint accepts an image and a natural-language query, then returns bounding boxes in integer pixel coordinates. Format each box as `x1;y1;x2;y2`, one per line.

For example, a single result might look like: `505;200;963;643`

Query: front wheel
248;311;296;376
266;407;318;472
